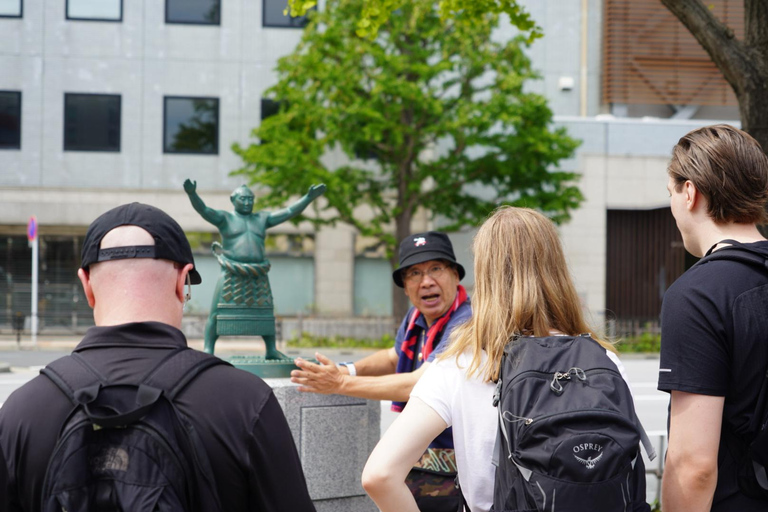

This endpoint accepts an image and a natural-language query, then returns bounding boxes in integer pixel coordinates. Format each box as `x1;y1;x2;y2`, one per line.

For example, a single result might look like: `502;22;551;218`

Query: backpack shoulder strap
40;353;107;405
141;347;232;400
698;239;768;270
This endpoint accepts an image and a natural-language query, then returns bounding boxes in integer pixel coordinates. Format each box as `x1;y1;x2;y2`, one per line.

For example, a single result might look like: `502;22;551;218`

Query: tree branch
660;0;754;95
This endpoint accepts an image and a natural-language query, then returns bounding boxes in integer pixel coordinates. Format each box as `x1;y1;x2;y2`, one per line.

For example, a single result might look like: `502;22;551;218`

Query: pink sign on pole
27;216;38;242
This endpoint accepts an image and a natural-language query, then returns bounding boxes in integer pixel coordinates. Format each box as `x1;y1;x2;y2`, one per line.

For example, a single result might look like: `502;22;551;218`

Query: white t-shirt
411;348;630;512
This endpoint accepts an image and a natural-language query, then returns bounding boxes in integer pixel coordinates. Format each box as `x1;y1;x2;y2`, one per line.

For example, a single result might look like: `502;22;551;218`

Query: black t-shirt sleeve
246;392;316;512
658;271;730;396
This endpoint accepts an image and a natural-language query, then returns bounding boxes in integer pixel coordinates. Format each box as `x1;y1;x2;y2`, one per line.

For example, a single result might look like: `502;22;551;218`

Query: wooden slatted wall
603;0;743;106
606;208;687;322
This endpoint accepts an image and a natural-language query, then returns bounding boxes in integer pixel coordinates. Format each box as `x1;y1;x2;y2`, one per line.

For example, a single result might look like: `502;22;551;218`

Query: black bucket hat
80;203;202;284
392;231;465;287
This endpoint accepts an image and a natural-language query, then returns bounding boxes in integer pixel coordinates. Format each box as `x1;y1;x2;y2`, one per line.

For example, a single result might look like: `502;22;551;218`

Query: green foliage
285;0;542;42
234;0;581;262
286;332;396;349
616;331;661;353
185;231;217;251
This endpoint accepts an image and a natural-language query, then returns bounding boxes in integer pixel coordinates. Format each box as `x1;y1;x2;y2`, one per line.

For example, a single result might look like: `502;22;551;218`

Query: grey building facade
0;0;742;335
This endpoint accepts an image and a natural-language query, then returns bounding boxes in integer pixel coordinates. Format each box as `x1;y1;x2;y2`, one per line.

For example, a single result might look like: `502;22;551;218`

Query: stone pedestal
267;379;380;512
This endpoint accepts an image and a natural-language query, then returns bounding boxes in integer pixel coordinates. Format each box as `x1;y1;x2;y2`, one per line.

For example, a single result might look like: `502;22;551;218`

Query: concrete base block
267;378;379;512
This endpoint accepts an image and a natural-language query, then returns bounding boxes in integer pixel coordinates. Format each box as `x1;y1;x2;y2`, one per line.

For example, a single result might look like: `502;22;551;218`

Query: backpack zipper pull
569;367;586;381
493;378;502;407
550;371;570;395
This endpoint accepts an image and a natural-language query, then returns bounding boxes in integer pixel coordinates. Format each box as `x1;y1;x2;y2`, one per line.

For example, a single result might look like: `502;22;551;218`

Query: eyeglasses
403;264;449;283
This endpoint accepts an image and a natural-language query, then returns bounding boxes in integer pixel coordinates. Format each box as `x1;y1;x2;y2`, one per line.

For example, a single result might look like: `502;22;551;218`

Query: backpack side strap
141;347;233;400
637;418;657;460
40;353;108;405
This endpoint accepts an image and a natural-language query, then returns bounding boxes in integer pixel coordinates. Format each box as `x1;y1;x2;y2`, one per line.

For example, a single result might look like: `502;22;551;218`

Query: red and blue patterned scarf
392;285;468;412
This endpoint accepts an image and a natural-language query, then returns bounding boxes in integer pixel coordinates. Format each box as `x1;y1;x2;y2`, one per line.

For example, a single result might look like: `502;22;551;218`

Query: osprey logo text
573;443;604;470
414;237;427;247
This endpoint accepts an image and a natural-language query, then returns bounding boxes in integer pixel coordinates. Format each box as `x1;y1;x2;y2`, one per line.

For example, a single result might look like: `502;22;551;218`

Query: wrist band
338;362;357;377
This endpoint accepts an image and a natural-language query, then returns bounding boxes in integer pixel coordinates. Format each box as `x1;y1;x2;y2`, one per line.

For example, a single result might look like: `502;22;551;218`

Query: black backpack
696;240;768;500
40;346;229;512
490;334;656;512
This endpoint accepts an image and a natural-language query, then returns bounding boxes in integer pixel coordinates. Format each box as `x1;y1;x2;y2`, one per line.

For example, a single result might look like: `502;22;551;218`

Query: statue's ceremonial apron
212;243;275;336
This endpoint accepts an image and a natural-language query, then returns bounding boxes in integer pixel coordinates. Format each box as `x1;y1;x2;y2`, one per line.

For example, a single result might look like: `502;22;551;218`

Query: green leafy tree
286;0;540;41
233;0;580;319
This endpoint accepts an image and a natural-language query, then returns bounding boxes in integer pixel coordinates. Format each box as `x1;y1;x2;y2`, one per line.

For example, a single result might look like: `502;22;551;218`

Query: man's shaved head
100;225;155;249
80;225;191;327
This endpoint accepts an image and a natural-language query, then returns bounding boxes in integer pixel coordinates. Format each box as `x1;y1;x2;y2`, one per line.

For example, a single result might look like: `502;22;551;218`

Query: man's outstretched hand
183;179;197;194
291;352;346;394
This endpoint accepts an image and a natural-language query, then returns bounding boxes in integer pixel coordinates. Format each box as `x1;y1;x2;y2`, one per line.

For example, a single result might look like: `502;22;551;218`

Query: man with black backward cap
0;203;316;512
291;231;471;448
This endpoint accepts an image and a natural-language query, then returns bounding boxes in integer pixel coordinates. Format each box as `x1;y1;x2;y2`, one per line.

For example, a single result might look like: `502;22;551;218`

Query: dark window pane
164;97;219;154
261;98;281;120
263;0;311;27
64;94;121;152
166;0;220;24
0;91;21;149
0;0;22;17
66;0;121;21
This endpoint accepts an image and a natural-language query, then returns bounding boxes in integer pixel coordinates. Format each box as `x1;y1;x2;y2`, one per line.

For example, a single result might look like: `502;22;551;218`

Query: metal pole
579;0;588;117
31;236;38;345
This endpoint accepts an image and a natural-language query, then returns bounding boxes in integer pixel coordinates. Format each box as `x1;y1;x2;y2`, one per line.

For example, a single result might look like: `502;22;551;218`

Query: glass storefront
0;235;93;331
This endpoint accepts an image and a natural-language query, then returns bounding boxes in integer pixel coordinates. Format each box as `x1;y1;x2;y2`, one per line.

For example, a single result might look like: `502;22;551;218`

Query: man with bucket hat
0;203;315;512
291;231;471;436
292;231;471;510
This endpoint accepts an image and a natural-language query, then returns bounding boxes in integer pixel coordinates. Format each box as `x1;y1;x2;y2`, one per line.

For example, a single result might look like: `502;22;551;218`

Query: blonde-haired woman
362;207;648;512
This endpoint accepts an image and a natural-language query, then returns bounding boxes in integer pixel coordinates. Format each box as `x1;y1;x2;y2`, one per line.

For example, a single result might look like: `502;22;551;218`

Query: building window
164;96;219;154
259;98;285;144
166;0;220;25
261;98;281;120
64;93;121;152
0;0;22;18
0;91;21;149
263;0;311;28
66;0;122;21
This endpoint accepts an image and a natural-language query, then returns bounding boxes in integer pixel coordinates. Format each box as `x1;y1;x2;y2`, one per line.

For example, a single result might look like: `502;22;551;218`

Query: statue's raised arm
266;184;326;228
184;179;226;227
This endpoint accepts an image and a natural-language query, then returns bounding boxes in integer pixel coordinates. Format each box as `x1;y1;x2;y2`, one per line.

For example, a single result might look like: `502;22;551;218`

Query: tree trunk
391;209;413;326
660;0;768;151
738;0;768;153
739;84;768;154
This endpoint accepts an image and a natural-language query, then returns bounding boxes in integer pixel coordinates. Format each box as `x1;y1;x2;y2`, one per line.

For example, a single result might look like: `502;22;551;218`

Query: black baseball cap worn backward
80;203;202;285
392;231;465;287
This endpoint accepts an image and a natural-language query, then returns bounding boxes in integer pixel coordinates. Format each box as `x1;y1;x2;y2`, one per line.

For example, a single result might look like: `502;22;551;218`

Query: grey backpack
490;334;655;512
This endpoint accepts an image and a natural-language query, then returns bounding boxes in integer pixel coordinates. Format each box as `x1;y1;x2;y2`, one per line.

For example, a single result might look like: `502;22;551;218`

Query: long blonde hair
440;206;614;382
